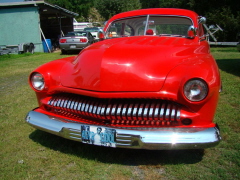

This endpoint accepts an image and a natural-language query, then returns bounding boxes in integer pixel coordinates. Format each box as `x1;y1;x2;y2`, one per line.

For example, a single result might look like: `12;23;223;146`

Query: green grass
0;48;240;180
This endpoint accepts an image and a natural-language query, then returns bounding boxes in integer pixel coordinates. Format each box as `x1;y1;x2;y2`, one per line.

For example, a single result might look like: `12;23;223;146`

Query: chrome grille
46;93;181;127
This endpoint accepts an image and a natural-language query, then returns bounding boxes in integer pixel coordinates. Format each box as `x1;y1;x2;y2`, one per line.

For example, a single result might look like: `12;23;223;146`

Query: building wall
0;6;43;52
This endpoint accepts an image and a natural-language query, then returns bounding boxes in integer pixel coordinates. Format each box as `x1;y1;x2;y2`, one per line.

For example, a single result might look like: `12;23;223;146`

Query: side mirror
187;25;196;39
198;17;206;24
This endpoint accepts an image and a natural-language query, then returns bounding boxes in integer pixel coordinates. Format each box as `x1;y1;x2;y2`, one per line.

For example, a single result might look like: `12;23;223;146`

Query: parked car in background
26;8;221;150
83;27;103;42
59;31;94;54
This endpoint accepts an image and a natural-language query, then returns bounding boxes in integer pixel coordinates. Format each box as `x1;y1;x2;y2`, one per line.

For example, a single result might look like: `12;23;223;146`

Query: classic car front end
26;8;221;150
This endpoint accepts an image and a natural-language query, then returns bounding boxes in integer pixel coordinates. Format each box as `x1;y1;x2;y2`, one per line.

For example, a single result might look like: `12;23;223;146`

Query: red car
26;8;221;150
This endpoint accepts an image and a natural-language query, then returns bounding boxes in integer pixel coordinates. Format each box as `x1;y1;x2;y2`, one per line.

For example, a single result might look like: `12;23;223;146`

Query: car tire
61;49;67;54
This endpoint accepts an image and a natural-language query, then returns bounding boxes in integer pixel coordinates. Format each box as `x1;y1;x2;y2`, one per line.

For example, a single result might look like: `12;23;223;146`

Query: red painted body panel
60;36;204;92
28;8;221;130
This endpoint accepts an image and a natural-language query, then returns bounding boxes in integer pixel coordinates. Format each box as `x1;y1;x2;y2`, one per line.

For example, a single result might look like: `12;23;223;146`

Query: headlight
31;73;45;91
184;79;208;101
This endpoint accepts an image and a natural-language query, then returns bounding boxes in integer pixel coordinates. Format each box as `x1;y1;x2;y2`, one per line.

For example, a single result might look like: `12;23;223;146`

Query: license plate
70;45;76;48
81;125;116;147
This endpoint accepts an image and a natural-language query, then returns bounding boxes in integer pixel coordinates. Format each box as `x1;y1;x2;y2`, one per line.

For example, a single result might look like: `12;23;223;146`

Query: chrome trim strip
132;104;138;120
26;110;221;150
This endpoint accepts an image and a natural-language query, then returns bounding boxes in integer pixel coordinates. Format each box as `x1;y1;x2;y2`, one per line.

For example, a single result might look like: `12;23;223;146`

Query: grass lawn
0;48;239;180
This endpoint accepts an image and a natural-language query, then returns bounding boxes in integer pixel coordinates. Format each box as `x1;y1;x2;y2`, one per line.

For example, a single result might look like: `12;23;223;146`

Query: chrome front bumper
26;110;221;150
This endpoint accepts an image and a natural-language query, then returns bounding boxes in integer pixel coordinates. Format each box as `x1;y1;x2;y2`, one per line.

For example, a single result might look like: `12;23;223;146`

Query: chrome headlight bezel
184;79;208;102
31;72;45;91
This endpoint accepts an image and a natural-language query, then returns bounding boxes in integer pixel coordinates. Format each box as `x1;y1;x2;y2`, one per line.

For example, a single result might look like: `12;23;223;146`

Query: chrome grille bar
47;93;181;126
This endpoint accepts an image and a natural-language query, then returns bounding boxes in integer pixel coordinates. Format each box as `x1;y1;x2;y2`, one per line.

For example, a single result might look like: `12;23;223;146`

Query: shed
0;1;78;52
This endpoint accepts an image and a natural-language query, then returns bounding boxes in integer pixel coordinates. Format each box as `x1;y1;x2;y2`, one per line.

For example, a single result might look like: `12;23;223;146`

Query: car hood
60;36;198;92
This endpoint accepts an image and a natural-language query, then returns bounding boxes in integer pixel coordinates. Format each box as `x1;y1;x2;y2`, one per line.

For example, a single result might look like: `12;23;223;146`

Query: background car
83;27;103;42
27;8;221;150
59;31;94;54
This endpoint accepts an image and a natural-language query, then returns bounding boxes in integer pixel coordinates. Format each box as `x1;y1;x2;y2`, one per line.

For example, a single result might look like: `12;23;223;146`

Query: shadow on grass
60;50;82;55
216;59;240;77
29;130;204;165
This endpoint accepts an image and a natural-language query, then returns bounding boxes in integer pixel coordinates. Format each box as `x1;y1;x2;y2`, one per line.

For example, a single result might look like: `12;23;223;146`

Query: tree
141;0;240;42
88;7;105;24
192;1;240;41
46;0;94;21
140;0;194;9
140;0;161;8
45;0;239;41
94;0;141;20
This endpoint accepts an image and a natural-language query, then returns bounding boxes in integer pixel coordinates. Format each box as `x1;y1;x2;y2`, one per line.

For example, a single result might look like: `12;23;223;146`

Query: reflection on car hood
60;36;199;92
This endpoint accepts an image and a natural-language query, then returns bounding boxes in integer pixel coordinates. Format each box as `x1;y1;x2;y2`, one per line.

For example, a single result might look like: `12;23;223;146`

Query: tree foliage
46;0;94;21
140;0;240;41
88;7;105;24
94;0;141;20
45;0;239;41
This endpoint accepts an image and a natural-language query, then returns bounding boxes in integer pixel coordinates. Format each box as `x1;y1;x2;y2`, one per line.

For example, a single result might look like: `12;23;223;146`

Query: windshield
106;15;192;38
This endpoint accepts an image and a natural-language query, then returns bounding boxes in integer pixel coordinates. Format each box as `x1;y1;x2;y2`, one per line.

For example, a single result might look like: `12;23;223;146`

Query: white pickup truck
83;27;103;42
